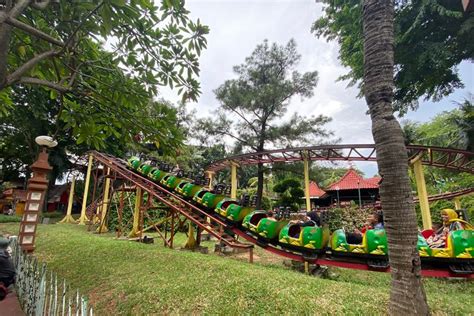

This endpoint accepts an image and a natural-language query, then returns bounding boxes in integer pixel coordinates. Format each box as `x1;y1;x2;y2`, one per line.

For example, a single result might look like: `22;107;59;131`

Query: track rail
90;151;252;249
90;151;472;278
206;144;474;173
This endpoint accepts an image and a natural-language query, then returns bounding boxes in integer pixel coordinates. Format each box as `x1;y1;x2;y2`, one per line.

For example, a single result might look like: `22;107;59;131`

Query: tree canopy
197;39;333;207
0;0;208;150
313;0;473;114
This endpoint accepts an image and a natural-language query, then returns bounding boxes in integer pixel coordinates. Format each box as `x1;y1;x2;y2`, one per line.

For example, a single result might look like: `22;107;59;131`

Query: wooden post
453;197;461;210
129;187;142;238
249;248;254;264
206;171;215;190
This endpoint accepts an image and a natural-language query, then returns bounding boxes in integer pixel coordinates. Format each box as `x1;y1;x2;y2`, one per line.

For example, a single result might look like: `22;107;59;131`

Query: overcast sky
159;0;473;177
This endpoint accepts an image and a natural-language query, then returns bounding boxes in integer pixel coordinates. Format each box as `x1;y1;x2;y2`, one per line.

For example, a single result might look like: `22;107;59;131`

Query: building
324;168;381;207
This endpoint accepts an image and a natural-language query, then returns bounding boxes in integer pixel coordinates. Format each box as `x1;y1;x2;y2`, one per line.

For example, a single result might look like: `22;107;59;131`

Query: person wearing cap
0;237;15;288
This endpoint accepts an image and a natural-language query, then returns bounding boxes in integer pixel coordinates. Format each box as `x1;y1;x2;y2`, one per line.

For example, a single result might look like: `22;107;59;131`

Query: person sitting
426;209;472;248
346;211;384;244
0;237;15;300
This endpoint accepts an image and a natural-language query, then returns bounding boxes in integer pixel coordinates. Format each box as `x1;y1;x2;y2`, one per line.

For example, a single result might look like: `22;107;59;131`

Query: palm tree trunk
362;0;430;314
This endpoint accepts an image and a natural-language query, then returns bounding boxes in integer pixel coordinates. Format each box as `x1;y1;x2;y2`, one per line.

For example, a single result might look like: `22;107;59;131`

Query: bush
0;214;22;223
326;206;373;232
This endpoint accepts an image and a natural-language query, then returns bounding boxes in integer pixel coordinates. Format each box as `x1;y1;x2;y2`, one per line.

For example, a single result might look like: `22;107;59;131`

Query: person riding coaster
420;209;474;258
279;213;330;250
331;211;387;255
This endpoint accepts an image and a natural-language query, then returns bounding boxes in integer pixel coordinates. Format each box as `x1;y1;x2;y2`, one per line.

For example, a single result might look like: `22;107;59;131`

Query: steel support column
230;162;238;199
453;197;461;210
59;176;76;224
78;155;93;225
412;158;432;230
303;154;311;211
97;168;111;233
206;171;215;190
128;187;143;238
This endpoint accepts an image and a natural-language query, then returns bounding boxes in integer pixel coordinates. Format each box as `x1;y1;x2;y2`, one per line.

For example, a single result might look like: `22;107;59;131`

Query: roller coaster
81;145;473;279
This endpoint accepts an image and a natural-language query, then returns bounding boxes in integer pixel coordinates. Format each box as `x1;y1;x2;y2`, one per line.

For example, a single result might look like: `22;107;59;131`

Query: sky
159;0;474;177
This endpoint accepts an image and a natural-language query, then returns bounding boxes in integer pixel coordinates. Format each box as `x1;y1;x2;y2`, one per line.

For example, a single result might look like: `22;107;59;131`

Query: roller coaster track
206;144;474;173
89;151;472;278
90;151;252;250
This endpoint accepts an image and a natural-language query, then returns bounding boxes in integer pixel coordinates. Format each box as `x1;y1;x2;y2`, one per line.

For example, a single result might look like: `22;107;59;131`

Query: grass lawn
1;222;473;315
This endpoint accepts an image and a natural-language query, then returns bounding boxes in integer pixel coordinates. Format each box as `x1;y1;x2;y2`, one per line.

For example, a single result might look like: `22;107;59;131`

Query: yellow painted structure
206;171;215;190
78;155;93;225
59;176;76;224
453;197;461;210
97;168;111;233
303;154;311;211
15;202;25;216
231;162;238;199
128;187;143;238
412;158;432;230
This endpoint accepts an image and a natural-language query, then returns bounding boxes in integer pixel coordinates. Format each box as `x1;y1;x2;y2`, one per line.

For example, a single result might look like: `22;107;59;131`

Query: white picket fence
11;239;93;316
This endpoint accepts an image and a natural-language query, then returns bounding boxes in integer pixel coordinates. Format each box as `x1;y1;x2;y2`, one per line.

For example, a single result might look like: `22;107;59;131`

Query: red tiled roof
309;181;327;198
326;169;380;191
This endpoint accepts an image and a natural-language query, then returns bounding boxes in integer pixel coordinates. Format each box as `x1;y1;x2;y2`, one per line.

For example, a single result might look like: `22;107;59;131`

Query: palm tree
362;0;430;313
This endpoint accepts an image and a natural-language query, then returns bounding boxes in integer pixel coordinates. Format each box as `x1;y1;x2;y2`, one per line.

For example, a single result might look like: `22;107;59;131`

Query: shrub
0;214;22;223
326;206;373;232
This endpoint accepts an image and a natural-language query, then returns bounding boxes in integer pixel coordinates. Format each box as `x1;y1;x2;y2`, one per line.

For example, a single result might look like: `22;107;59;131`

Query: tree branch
63;1;104;50
5;49;58;85
2;14;64;46
19;77;69;93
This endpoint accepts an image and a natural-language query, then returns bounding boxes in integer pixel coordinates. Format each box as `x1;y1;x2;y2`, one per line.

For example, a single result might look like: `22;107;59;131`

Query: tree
362;0;429;313
198;39;333;208
0;0;208;147
273;178;304;211
313;0;473;114
0;85;185;183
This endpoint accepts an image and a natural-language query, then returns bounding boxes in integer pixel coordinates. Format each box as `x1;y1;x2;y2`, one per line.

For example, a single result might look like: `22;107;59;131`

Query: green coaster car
193;189;210;205
161;175;181;190
149;168;167;182
180;183;202;199
242;210;270;233
418;230;474;259
175;180;190;194
330;229;388;255
138;163;153;176
226;204;254;222
201;192;225;209
215;200;239;217
279;223;330;250
257;217;289;240
127;157;141;170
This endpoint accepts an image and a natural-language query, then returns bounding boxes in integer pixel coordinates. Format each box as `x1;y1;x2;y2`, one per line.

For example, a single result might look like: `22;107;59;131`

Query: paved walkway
0;290;24;316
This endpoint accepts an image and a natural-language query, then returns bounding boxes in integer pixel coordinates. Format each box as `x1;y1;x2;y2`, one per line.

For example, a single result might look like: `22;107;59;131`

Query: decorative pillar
18;148;52;252
230;162;238;199
59;175;76;223
96;168;111;233
412;158;432;230
303;152;311;211
78;154;93;225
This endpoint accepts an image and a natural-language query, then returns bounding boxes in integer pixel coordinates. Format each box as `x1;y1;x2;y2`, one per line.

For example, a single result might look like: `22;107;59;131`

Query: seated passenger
346;211;384;244
426;209;469;248
0;237;15;293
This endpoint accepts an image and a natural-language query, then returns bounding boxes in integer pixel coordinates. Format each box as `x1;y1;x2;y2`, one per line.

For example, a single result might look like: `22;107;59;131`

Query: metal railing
11;238;93;316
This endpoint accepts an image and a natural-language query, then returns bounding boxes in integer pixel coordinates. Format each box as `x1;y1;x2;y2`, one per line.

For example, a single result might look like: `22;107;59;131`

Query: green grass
0;214;22;223
0;223;472;315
